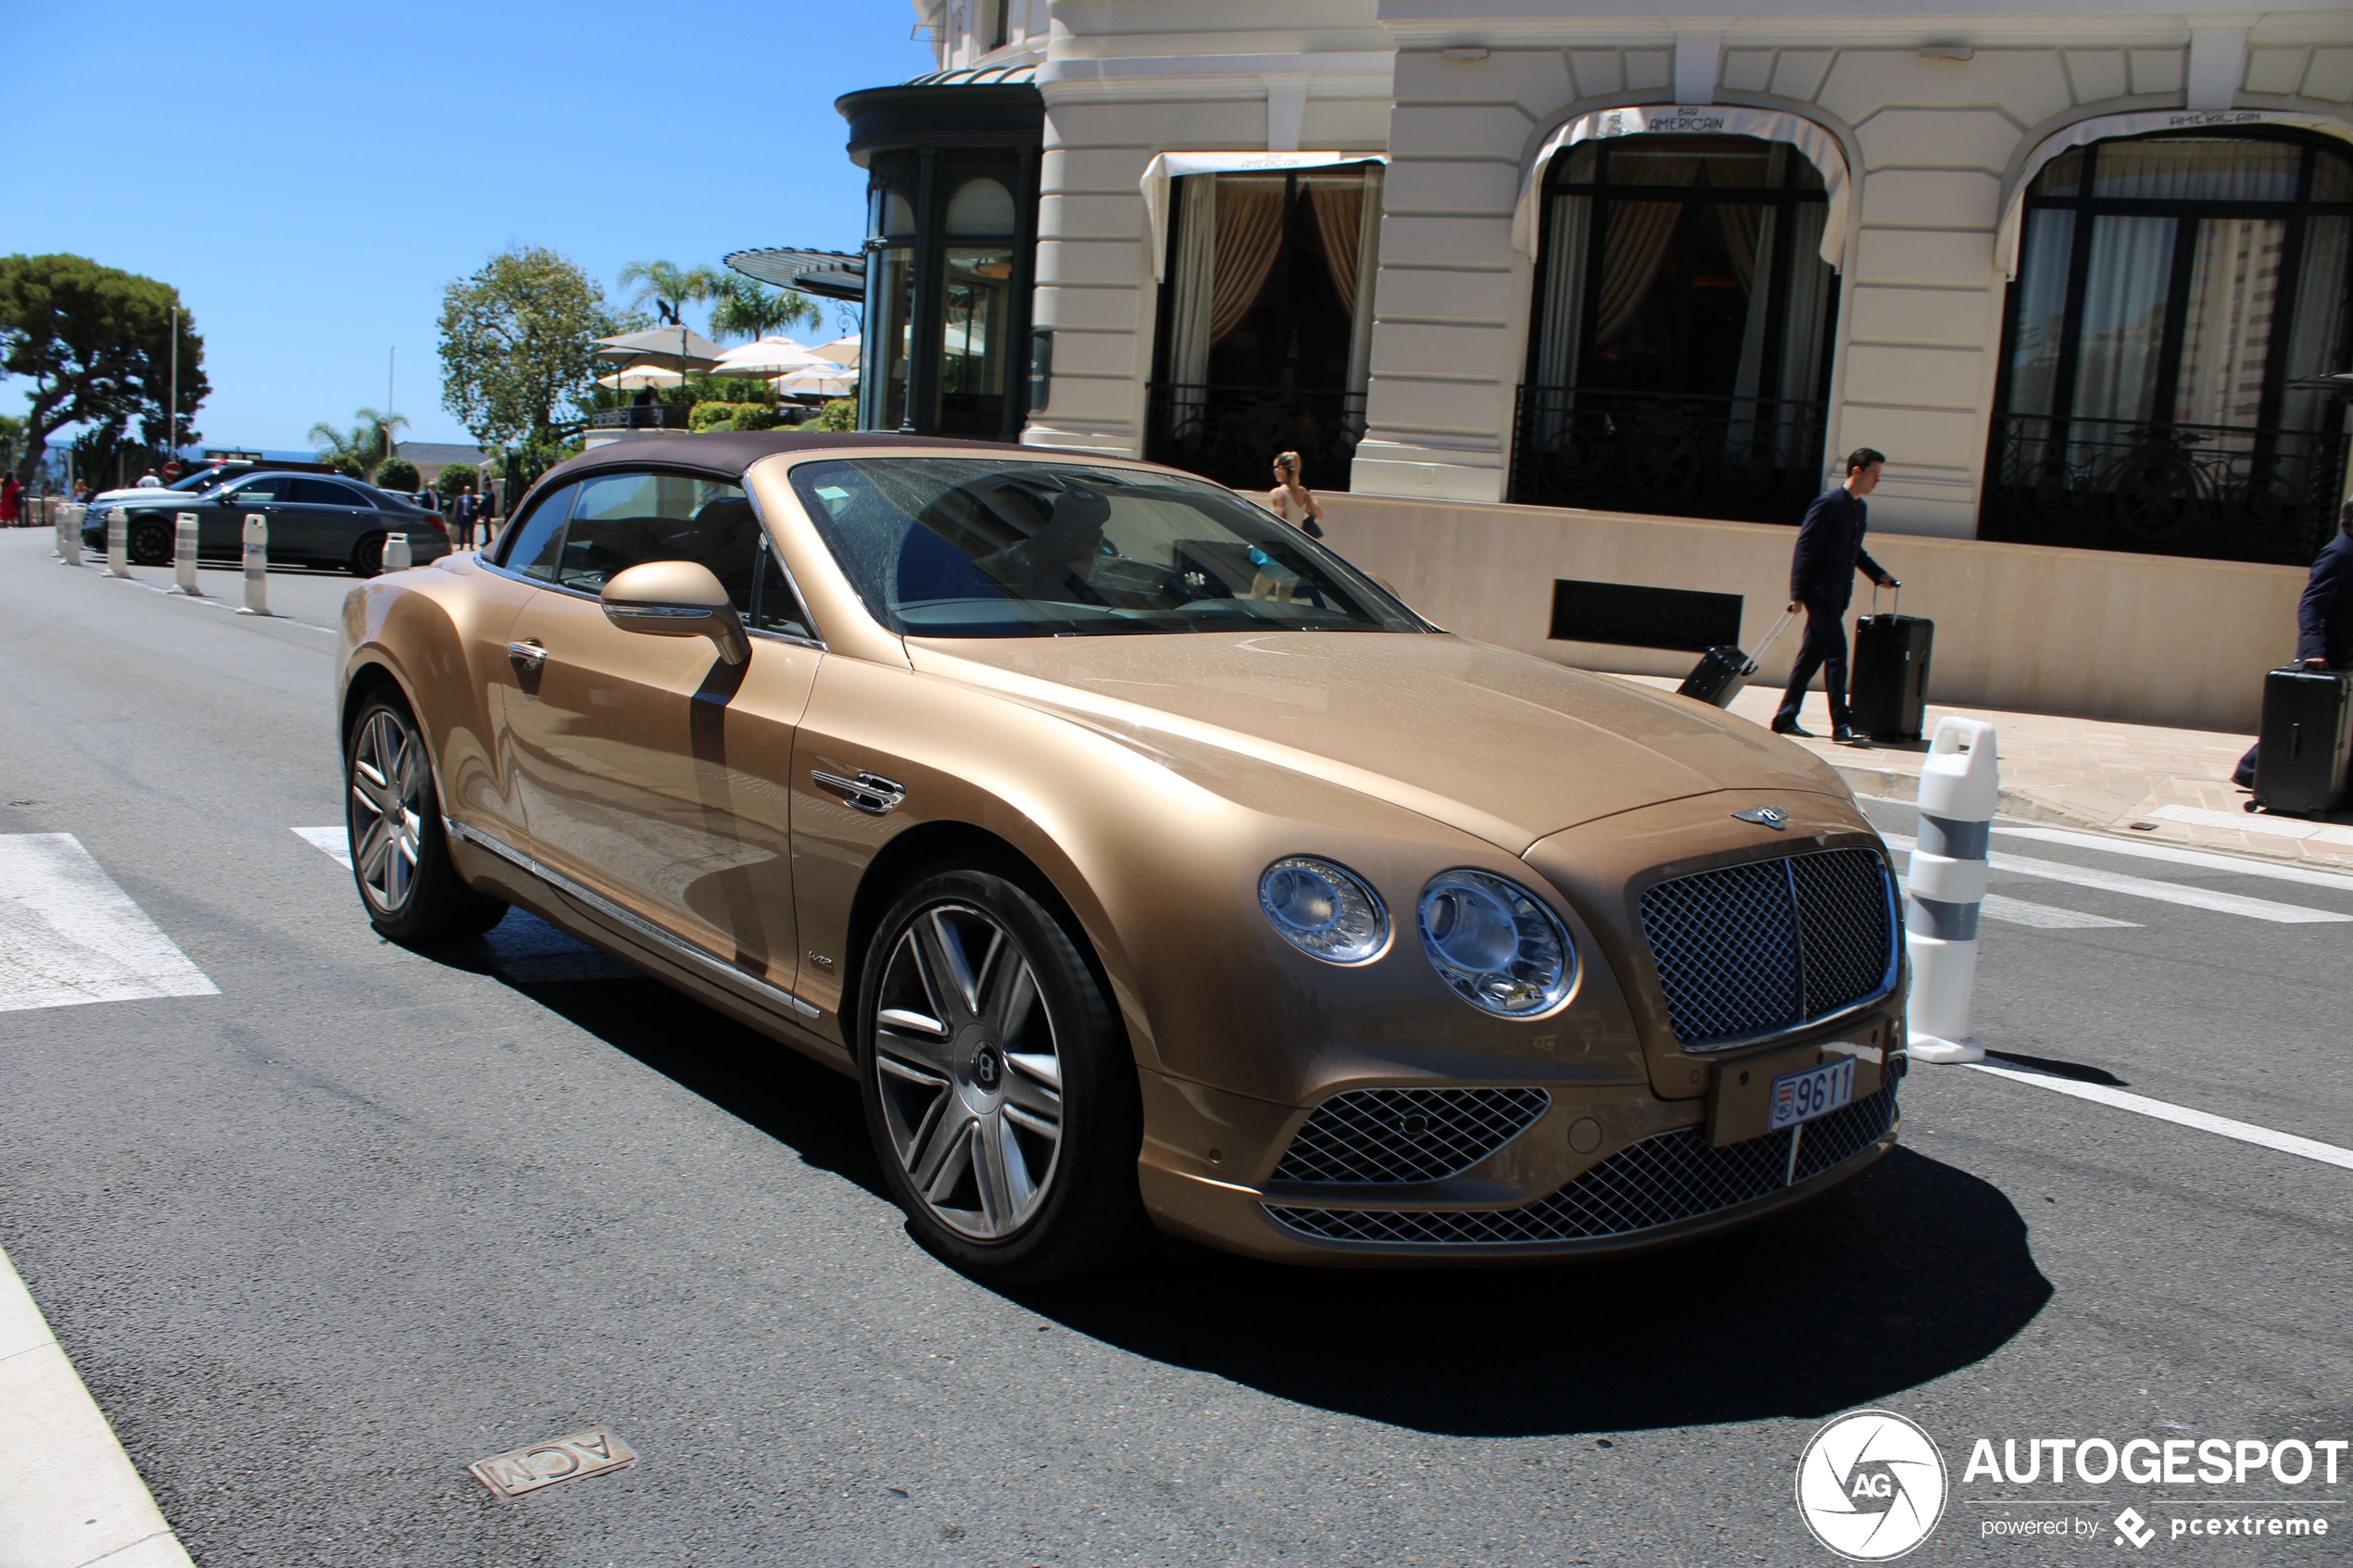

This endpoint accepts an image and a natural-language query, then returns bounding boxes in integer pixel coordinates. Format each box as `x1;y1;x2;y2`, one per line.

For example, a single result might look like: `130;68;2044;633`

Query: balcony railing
1980;413;2350;567
1144;383;1366;493
1509;386;1830;524
588;405;694;432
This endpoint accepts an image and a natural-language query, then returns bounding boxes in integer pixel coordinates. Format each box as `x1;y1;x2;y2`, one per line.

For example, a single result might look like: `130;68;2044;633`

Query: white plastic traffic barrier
237;514;271;617
1906;717;1998;1064
170;511;202;595
382;532;411;572
103;507;132;577
57;502;84;566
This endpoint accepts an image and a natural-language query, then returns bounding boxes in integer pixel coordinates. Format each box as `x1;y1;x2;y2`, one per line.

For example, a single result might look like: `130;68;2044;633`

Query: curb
0;1247;195;1568
1831;763;2109;834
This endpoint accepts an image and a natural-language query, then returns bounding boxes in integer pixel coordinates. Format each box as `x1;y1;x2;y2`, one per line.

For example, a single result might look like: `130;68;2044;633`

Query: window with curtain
1149;164;1383;491
1985;131;2353;564
1511;134;1837;523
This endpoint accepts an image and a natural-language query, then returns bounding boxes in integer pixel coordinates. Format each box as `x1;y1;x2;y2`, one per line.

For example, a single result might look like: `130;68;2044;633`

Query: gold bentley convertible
335;433;1906;1280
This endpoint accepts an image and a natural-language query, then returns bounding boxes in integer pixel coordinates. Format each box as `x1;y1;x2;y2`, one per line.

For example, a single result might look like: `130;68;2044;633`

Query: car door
291;476;378;568
202;473;296;561
501;469;820;995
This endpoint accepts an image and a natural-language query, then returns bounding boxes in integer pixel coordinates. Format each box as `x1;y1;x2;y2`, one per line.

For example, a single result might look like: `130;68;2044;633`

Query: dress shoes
1770;719;1815;738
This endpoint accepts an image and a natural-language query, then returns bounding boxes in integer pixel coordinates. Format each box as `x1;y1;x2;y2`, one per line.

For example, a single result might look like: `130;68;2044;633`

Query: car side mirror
599;559;750;665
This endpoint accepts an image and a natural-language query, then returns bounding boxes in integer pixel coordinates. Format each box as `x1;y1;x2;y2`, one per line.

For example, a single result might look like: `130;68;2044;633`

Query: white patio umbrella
597;361;688;390
775;366;856;397
593;326;724;370
711;336;829;378
808;334;861;369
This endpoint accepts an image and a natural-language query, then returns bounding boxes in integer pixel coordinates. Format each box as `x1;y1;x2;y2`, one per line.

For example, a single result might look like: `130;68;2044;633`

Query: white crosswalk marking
1994;825;2353;892
0;834;219;1013
1881;833;2352;924
292;825;352;869
1895;873;2138;930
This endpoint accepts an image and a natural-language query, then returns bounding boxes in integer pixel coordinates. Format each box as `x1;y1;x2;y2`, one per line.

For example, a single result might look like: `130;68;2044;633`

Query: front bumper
1137;1047;1904;1266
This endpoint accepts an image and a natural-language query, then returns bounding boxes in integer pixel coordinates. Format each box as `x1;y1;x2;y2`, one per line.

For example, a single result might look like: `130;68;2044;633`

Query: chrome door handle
507;639;547;672
812;769;906;816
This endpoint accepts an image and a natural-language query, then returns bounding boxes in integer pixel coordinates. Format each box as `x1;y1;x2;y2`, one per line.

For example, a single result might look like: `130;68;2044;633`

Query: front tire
344;693;506;943
858;867;1146;1283
349;532;386;577
129;518;172;566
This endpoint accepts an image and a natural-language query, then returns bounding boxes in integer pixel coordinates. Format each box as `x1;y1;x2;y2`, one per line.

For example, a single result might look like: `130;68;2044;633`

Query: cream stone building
730;0;2353;727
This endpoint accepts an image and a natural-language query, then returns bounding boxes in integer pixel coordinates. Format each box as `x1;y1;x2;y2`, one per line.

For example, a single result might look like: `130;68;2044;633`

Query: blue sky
1;1;933;452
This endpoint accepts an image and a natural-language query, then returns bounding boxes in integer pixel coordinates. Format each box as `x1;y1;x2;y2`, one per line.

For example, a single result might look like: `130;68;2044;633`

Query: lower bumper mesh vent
1271;1086;1551;1185
1265;1085;1897;1246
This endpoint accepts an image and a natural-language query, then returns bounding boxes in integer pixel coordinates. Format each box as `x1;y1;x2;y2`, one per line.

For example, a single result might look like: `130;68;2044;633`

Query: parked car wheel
128;517;173;566
344;692;507;944
349;531;387;578
858;867;1147;1283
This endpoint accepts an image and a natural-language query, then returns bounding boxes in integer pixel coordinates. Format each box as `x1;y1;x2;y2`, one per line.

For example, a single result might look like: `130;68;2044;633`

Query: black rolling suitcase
2250;666;2352;815
1676;609;1795;708
1850;585;1933;741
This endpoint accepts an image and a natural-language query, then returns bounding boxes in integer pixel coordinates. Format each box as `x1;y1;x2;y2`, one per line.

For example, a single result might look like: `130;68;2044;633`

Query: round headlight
1259;857;1389;965
1416;870;1577;1017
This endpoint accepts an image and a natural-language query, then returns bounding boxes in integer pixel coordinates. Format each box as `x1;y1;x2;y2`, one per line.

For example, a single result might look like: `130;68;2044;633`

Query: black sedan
83;471;450;576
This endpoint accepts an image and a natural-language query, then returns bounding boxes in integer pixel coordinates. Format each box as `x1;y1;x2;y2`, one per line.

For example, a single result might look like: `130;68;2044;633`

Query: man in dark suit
1774;446;1897;744
2233;499;2353;786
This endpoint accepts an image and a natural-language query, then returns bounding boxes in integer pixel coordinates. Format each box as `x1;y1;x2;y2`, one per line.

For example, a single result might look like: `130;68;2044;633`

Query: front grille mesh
1638;848;1894;1047
1265;1084;1896;1247
1270;1086;1551;1185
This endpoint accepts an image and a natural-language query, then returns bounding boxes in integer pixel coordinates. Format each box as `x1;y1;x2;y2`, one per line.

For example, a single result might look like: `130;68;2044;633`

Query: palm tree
707;275;824;344
616;259;724;328
308;407;409;481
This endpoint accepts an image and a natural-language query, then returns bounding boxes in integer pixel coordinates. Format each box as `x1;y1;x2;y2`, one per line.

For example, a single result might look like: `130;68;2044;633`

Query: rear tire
857;866;1147;1284
349;532;386;578
344;692;506;944
129;518;172;566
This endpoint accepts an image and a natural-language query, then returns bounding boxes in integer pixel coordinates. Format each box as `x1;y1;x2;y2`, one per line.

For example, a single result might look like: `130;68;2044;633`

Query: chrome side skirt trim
445;817;823;1019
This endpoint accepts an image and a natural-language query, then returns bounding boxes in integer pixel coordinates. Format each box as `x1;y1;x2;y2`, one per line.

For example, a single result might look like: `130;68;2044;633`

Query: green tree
308;406;409;480
707;274;822;343
434;460;481;499
374;456;421;492
0;254;207;486
437;245;615;456
812;397;857;432
616;258;724;328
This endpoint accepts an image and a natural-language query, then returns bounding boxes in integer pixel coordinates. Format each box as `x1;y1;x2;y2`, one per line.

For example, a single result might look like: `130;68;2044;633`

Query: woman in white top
1266;450;1323;537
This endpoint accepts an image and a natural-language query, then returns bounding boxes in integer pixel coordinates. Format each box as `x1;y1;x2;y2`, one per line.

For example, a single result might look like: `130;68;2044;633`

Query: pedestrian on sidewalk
1773;447;1898;745
2233;499;2353;787
0;474;19;527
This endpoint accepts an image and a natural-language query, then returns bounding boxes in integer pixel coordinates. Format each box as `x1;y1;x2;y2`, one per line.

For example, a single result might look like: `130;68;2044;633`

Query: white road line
0;836;219;1014
292;825;352;869
1895;874;2138;930
1994;824;2353;892
1967;1061;2353;1174
1881;833;2352;924
0;1244;197;1568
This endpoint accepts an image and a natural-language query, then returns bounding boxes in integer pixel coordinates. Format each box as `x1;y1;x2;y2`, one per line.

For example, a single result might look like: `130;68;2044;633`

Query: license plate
1768;1057;1855;1132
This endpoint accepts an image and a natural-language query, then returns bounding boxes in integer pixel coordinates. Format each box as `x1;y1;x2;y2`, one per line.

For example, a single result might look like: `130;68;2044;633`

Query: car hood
908;631;1848;852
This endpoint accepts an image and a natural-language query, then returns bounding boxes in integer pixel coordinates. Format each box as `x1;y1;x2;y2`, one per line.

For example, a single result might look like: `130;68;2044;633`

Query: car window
551;470;762;614
787;458;1424;639
749;537;814;641
222;474;296;504
501;482;579;579
295;477;369;507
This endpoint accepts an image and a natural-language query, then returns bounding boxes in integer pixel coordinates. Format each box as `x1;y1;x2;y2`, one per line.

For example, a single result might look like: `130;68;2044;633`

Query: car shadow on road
1016;1147;2051;1438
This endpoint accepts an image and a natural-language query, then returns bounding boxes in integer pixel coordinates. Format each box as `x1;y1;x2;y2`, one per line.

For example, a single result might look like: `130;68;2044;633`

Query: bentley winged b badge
1731;806;1789;830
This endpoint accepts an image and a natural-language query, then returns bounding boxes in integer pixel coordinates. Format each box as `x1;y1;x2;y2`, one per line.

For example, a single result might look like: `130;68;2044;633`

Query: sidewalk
1614;674;2353;872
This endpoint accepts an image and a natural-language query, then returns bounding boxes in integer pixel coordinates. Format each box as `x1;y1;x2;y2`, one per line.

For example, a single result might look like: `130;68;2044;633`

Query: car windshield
788;458;1425;638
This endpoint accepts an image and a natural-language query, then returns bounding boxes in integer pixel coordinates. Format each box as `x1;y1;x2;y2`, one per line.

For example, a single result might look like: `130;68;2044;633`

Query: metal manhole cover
469;1425;636;1498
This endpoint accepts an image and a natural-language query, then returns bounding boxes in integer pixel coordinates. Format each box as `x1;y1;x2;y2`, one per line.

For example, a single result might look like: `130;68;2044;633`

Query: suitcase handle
1749;608;1797;667
1870;582;1903;620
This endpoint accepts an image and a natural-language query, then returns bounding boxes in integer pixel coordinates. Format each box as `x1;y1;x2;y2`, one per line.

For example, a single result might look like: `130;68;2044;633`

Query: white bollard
381;532;411;573
103;507;132;577
1905;717;1998;1064
57;502;84;567
170;511;202;595
52;498;67;558
236;514;271;616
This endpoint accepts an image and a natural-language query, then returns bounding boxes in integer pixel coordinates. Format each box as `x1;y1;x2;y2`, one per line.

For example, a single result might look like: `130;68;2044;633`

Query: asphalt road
3;525;2348;1566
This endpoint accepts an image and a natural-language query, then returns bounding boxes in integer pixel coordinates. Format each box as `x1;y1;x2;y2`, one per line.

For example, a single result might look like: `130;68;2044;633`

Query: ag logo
1795;1409;1947;1561
1732;806;1789;830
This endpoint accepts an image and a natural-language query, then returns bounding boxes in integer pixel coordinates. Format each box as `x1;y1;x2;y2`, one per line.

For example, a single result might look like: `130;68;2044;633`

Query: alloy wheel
349;709;427;915
870;903;1065;1241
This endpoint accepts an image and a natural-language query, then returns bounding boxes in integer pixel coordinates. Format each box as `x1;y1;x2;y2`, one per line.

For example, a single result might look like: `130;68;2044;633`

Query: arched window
1511;133;1839;523
1984;130;2353;564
